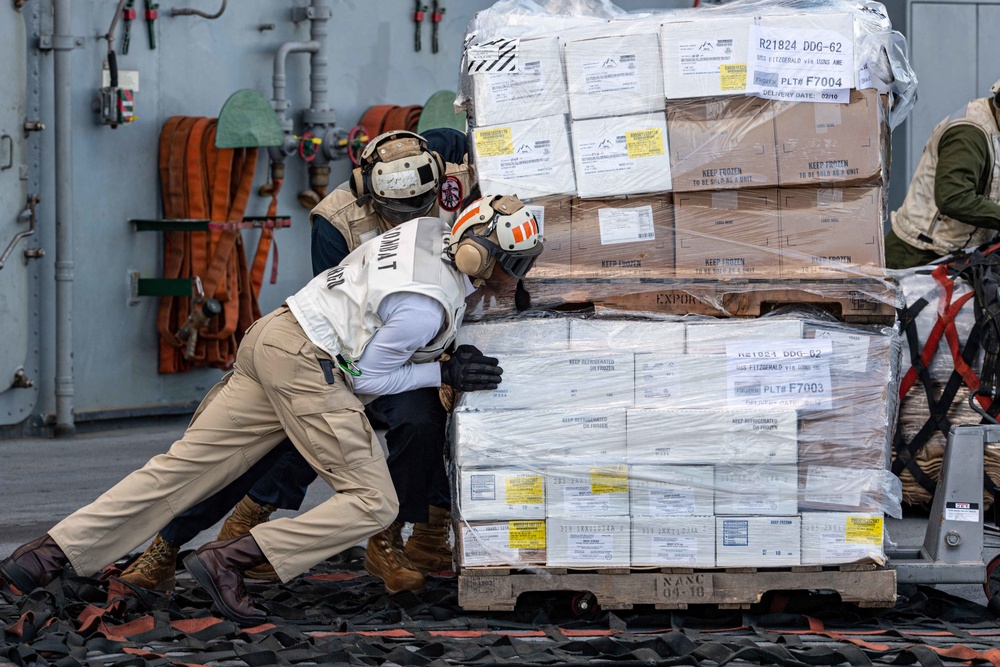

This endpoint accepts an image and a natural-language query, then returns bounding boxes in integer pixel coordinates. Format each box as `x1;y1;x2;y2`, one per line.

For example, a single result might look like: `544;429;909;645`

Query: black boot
183;534;269;626
0;534;69;593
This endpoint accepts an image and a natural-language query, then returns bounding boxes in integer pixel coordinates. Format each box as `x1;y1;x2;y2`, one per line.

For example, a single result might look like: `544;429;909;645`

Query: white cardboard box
716;516;801;567
459;520;548;567
564;32;664;120
634;354;727;408
714;465;799;515
547;516;632;567
632;515;715;567
685;319;804;355
569;319;686;353
799;465;888;512
457;352;635;410
456;319;570;353
546;466;631;517
471;37;569;126
629;465;715;516
473;114;576;200
800;512;885;565
659;16;753;99
458;467;546;521
572;113;672;198
627;409;798;465
452;409;627;468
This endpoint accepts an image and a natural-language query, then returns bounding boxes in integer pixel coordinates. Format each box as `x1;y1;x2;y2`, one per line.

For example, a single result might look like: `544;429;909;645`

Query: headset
449;195;543;281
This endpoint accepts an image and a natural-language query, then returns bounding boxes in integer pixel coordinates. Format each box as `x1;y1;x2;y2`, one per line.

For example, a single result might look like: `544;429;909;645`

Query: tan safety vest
286;217;467;365
892;97;1000;255
310;161;474;252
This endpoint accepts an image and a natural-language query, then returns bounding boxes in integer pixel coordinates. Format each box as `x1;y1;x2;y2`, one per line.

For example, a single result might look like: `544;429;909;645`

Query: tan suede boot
118;534;180;592
364;522;426;593
216;495;279;581
404;506;453;573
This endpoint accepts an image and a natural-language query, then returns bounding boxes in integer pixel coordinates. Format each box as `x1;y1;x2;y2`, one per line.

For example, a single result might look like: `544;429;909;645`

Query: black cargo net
4;551;1000;667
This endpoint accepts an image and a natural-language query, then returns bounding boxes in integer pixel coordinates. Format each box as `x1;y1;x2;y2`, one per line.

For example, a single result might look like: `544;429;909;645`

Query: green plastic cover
216;89;283;148
417;90;467;134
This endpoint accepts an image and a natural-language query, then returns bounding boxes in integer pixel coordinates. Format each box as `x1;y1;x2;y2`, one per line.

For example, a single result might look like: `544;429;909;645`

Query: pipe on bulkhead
54;0;75;436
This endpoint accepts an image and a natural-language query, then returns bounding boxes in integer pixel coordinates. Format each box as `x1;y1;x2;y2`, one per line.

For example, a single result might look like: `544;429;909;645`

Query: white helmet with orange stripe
447;194;543;284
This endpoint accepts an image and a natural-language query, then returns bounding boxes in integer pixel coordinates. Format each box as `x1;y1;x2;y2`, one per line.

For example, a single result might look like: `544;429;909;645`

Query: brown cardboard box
570;196;674;278
524;196;572;279
667;97;778;192
774;89;885;186
778;187;884;278
673;189;780;278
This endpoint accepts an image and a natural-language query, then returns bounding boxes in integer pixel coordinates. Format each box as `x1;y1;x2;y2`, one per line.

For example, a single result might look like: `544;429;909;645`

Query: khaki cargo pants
48;306;398;582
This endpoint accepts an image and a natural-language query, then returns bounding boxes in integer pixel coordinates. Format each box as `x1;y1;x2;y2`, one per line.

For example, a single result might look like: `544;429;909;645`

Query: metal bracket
0;194;39;271
291;5;331;22
38;34;85;51
0;134;11;170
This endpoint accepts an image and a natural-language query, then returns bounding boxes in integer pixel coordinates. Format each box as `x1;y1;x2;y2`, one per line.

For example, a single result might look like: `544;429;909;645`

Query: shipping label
812;330;870;373
590;465;630;494
505;475;544;505
508;520;546;549
467;38;520;74
487;135;559;180
747;25;854;103
945;501;980;522
650;535;699;564
470;473;496;501
720;63;748;91
805;466;864;507
721;519;749;547
486;59;546;103
597;206;655;245
678;38;739;76
475;127;513;157
462;524;512;564
567;532;616;562
845;515;884;544
625;128;665;159
817;530;872;561
638;487;698;516
581;54;640;94
577;132;633;177
725;338;833;410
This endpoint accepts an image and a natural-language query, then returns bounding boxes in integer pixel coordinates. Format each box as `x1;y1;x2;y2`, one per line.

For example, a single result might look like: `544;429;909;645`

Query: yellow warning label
475;127;514;157
720;63;748;91
505;475;544;504
508;521;546;550
591;465;629;495
625;128;664;159
845;515;883;544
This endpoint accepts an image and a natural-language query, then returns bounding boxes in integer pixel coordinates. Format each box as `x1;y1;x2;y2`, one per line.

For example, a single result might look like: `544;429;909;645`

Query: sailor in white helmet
1;194;542;626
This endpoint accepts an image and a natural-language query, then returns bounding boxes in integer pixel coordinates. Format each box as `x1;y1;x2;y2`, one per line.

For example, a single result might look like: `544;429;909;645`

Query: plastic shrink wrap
451;312;902;569
457;0;913;320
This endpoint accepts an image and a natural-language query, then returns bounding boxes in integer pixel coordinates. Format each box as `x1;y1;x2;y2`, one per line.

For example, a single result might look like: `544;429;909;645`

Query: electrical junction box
100;87;136;126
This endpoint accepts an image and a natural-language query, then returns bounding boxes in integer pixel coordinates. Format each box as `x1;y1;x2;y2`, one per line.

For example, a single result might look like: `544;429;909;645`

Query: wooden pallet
457;564;897;612
523;278;900;324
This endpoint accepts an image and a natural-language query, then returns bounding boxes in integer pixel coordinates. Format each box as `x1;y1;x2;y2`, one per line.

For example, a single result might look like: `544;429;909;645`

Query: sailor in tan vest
112;129;476;597
1;195;543;626
887;79;1000;268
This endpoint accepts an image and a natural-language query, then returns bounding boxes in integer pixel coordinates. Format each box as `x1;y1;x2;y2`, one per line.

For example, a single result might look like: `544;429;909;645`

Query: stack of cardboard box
451;315;900;569
462;7;890;290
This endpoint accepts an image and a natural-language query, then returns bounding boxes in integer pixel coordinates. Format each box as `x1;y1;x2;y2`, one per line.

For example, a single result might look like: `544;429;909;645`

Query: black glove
440;344;503;391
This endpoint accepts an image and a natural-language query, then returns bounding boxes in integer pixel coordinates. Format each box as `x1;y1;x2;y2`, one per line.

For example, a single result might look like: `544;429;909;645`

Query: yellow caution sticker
508;520;546;550
625;128;664;159
845;515;883;544
720;63;748;91
475;127;514;157
590;465;629;494
505;475;544;505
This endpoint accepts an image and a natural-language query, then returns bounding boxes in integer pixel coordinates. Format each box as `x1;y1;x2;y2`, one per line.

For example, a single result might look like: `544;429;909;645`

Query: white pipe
54;0;75;436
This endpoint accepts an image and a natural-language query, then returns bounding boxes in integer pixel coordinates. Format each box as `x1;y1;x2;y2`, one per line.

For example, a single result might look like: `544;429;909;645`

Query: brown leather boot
364;522;425;593
183;534;269;626
404;506;454;574
0;534;68;593
118;534;180;592
216;495;279;581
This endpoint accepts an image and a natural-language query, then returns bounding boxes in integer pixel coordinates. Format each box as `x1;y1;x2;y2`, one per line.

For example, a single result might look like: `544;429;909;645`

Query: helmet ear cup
350;166;365;198
453;238;490;277
431;151;446;183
